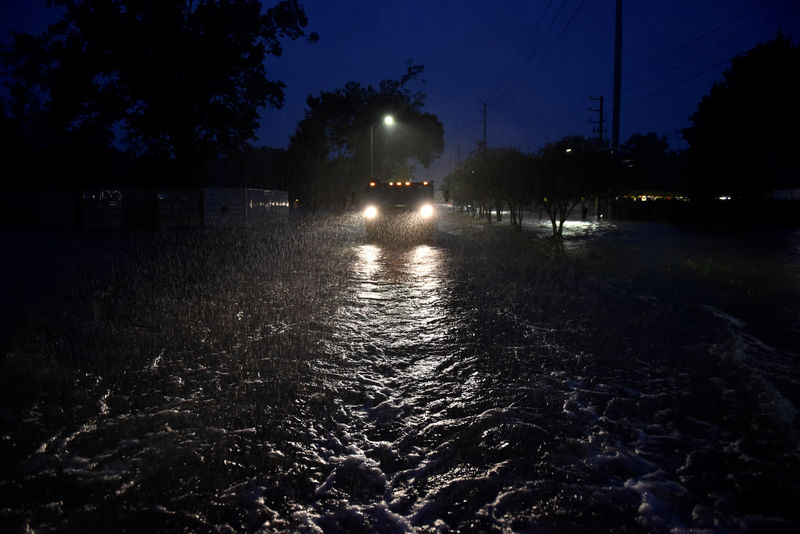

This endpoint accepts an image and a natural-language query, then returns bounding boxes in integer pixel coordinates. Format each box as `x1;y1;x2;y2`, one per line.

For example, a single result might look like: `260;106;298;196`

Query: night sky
2;0;799;182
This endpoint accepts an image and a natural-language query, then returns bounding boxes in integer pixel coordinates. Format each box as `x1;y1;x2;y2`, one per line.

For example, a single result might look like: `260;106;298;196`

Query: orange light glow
369;181;376;187
405;181;411;186
388;182;394;186
423;181;429;185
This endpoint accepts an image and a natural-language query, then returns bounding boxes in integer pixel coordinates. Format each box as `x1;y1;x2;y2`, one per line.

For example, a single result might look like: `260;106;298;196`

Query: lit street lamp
370;115;395;180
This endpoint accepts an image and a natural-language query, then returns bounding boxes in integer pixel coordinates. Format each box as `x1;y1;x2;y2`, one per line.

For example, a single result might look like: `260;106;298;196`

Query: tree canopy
445;136;611;239
682;33;800;199
445;146;536;230
537;135;612;239
2;0;317;185
286;64;444;210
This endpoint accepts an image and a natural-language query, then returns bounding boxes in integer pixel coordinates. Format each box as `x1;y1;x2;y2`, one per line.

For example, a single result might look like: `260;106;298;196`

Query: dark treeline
1;0;318;189
446;33;800;233
446;138;613;240
0;1;444;208
2;2;798;227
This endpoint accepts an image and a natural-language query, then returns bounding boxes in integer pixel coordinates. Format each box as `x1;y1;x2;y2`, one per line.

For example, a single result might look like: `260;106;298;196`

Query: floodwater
1;212;799;533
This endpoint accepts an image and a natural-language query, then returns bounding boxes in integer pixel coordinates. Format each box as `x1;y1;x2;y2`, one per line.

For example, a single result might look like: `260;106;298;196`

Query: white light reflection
558;219;609;242
403;245;454;385
560;220;598;231
357;244;381;278
348;244;449;367
330;243;478;431
412;245;433;276
352;244;383;302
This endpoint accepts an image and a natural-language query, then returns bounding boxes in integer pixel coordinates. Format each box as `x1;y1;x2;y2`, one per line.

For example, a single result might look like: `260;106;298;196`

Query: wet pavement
1;212;799;532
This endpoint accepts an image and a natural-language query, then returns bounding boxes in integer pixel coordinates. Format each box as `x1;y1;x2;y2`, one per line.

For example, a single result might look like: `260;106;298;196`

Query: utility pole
480;102;489;222
611;0;622;155
482;101;487;151
370;125;374;180
589;95;605;145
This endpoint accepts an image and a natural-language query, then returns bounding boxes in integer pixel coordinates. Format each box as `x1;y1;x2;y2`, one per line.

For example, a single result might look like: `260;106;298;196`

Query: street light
370;114;395;180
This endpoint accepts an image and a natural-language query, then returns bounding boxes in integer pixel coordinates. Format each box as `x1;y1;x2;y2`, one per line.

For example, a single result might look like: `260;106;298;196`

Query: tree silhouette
619;133;670;191
682;33;800;200
537;135;611;241
2;0;318;185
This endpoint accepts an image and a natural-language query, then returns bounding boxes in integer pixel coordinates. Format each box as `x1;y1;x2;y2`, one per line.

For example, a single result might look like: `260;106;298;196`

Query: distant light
364;205;378;219
419;204;434;218
423;181;429;186
565;148;572;153
718;195;731;201
405;181;411;186
369;181;376;187
384;115;394;126
388;182;394;186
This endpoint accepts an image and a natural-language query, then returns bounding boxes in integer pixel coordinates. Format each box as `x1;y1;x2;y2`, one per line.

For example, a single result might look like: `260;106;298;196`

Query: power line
623;4;798;96
624;4;800;106
626;57;731;106
624;0;770;83
490;2;797;152
557;0;793;144
546;3;776;138
504;0;588;109
590;0;772;97
490;0;554;106
491;0;570;109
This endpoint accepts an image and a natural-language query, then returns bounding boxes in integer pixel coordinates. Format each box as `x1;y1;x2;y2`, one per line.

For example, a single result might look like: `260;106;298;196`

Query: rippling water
1;213;798;533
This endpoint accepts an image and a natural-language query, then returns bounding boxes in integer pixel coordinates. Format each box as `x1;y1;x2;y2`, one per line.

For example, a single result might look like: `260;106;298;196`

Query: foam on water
2;215;799;532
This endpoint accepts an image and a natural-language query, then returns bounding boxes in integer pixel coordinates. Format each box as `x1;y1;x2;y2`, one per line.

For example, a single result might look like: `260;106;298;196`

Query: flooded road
1;213;799;532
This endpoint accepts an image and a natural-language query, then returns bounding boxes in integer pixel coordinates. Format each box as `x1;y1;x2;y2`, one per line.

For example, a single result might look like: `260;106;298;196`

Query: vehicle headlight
364;205;378;219
419;204;434;218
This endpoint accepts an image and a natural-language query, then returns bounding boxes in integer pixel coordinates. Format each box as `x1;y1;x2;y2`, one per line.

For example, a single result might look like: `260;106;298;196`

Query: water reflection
357;243;381;277
523;218;616;245
559;219;607;235
348;243;450;363
344;244;477;432
352;243;446;301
